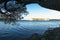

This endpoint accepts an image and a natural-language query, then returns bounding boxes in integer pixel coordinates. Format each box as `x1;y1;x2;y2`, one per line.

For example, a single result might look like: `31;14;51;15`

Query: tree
3;0;60;11
0;1;29;20
0;0;60;23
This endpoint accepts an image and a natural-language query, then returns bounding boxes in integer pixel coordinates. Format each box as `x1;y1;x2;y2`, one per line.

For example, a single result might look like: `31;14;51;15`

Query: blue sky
23;3;60;20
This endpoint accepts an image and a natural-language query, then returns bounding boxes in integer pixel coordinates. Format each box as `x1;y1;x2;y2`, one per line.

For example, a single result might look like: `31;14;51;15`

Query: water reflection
0;21;59;40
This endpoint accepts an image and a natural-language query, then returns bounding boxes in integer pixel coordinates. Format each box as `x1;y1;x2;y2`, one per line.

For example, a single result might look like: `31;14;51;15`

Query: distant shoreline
0;18;60;22
17;20;60;22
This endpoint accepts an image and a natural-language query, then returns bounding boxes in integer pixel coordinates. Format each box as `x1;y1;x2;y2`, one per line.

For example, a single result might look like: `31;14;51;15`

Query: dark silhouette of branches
0;1;29;23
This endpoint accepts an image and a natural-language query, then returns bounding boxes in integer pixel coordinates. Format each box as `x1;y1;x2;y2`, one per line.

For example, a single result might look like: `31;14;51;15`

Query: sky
23;3;60;20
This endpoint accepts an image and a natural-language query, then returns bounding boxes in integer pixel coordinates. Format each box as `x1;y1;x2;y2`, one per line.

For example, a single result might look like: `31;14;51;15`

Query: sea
0;20;60;40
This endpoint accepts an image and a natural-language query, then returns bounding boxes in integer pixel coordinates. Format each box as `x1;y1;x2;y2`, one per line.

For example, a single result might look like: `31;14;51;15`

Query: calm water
0;20;60;40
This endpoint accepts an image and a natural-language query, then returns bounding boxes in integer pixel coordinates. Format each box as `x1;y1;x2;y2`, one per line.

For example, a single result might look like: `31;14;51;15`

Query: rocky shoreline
26;27;60;40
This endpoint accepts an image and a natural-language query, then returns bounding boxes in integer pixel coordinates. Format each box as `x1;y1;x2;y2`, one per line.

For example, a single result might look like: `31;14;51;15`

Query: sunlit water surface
0;20;60;40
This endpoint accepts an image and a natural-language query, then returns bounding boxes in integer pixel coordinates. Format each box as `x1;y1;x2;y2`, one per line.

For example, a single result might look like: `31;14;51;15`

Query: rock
27;33;41;40
43;27;60;40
